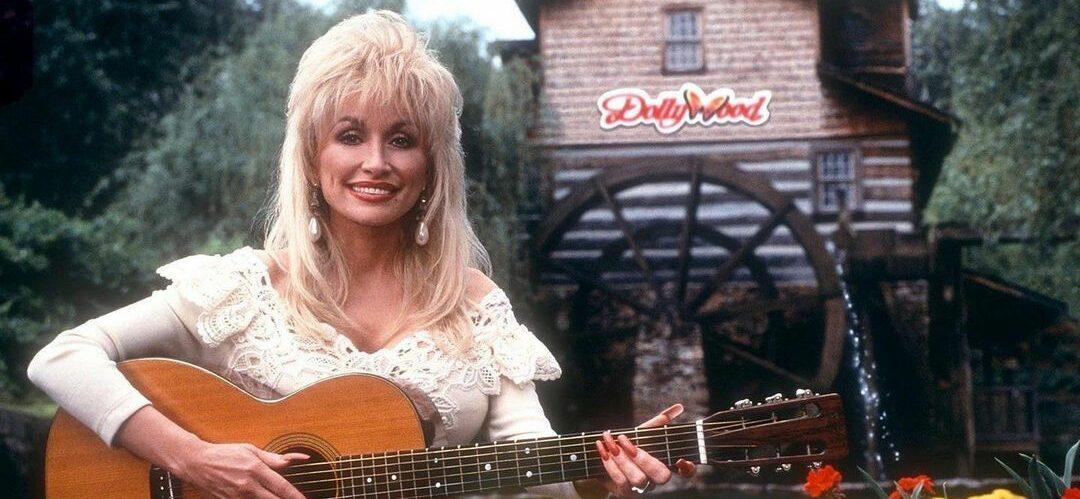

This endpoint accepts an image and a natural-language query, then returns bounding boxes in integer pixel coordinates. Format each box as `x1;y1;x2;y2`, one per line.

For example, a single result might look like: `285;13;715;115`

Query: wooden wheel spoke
694;293;821;322
700;330;817;388
594;178;671;314
688;202;794;314
675;162;703;311
545;258;663;320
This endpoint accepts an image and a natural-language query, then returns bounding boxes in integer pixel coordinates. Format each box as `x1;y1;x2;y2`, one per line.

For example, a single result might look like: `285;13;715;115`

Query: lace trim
154;246;563;428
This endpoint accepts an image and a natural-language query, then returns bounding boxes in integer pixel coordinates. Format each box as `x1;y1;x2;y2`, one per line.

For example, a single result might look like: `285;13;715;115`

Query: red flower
804;465;843;497
888;475;936;499
1062;487;1080;499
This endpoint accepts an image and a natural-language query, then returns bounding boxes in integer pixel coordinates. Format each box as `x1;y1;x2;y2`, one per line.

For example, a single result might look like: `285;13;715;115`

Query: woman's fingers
254;466;306;499
595;440;630;495
595;419;694;497
675;458;696;478
602;432;650;493
636;403;684;429
615;434;673;484
250;447;308;499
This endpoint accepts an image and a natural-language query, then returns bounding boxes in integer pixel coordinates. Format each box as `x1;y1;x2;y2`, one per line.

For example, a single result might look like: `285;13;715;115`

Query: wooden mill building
496;0;1073;479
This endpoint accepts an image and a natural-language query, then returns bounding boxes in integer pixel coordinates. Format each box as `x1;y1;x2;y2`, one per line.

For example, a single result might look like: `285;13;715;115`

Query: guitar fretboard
283;425;701;498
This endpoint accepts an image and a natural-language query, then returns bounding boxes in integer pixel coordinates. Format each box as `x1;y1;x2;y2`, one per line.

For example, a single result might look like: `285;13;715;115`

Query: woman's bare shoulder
465;268;497;302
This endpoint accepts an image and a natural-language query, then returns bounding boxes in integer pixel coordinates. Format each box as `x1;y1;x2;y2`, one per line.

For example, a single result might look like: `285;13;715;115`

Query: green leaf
1020;453;1067;495
856;466;891;499
997;458;1033;497
1028;453;1053;499
1064;439;1078;488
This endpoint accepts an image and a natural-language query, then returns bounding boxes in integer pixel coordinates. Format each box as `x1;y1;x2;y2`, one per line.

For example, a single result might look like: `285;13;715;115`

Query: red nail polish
607;440;620;456
618;435;638;458
595;440;610;460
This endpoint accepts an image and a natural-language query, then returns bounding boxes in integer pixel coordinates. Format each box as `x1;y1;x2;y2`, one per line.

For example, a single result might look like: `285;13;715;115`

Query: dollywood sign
597;83;772;134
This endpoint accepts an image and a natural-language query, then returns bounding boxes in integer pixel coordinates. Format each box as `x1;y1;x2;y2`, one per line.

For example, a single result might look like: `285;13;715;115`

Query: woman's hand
576;404;697;497
175;441;310;499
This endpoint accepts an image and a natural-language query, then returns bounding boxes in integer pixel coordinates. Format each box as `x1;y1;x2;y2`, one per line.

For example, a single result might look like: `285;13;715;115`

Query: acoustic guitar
44;358;848;498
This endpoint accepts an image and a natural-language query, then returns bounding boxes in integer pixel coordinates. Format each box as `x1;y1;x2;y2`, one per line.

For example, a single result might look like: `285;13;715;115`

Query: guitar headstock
696;389;848;476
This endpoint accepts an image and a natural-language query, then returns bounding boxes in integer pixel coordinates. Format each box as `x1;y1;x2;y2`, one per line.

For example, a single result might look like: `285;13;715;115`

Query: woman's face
316;100;429;233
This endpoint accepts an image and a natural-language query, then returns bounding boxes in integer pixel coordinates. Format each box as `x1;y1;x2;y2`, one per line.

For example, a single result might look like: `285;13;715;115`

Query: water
826;239;899;477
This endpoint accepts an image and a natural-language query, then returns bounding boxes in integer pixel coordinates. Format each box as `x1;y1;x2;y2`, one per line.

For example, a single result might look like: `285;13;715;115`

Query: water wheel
533;155;846;426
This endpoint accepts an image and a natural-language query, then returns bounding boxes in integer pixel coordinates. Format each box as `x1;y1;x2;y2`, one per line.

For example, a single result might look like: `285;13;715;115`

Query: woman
28;10;694;498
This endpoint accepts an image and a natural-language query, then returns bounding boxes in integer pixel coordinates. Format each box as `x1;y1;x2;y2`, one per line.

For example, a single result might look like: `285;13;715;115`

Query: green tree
473;56;542;292
0;0;262;215
104;1;336;262
914;0;1079;310
0;185;146;399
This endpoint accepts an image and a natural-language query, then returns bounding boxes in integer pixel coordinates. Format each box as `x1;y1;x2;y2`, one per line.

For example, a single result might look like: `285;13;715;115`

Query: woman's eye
338;131;362;145
391;136;414;148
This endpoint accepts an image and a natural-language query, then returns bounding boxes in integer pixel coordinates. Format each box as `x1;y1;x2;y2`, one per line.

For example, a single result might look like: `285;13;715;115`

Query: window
664;8;703;73
815;150;859;213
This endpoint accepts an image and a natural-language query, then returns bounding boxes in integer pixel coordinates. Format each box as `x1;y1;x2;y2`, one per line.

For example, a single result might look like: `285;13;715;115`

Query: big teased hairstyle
262;10;491;351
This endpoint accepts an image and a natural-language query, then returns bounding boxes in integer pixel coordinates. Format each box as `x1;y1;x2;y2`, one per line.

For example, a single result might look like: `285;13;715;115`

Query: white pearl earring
308;189;322;242
415;191;429;246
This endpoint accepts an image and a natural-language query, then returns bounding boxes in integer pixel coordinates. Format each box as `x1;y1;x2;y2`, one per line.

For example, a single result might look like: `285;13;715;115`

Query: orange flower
1062;487;1080;499
804;465;843;497
887;475;936;499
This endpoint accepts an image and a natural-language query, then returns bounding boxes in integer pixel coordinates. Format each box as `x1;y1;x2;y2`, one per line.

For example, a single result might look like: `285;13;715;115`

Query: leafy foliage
913;0;1079;310
104;0;336;262
996;440;1079;499
0;0;263;215
0;186;146;399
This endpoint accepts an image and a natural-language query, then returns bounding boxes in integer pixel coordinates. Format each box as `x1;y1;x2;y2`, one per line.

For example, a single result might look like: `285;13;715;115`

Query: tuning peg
733;399;753;409
748;466;761;477
777;463;792;472
764;393;784;404
795;388;814;399
810;461;823;469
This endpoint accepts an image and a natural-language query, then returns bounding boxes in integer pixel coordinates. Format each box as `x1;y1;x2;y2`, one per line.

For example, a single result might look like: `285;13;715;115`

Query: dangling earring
308;187;322;242
415;190;429;246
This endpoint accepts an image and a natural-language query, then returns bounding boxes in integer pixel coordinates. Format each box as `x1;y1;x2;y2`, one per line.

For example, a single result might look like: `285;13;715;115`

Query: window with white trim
664;8;703;73
815;150;859;212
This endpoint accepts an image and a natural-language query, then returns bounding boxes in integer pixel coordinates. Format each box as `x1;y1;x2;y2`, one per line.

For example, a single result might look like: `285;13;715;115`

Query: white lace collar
236;245;505;357
158;244;565;408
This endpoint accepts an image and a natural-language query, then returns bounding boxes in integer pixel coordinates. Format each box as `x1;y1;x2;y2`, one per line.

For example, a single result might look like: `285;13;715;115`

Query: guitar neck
285;424;702;497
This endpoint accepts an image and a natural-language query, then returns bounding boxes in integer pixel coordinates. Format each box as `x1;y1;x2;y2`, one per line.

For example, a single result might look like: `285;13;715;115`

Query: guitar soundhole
267;435;341;499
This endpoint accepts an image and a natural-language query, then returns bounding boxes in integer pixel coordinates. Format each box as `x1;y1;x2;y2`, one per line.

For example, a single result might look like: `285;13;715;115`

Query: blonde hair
263;10;490;351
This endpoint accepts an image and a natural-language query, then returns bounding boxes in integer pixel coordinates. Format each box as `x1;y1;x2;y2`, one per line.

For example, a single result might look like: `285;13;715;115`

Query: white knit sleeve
25;248;263;447
26;287;204;447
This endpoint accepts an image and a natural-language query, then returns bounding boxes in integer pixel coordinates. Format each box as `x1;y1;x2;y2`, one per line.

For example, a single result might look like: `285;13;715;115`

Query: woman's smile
347;180;399;203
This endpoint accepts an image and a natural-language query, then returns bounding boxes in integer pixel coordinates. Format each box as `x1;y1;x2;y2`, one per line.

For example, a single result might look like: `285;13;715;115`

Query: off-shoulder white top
28;246;579;498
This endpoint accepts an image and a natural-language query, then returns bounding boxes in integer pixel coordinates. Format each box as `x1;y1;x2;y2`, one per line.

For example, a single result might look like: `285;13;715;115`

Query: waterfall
826;239;899;477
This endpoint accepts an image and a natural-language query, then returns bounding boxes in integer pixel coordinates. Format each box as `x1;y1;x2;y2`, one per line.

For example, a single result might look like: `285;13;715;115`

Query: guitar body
45;358;429;498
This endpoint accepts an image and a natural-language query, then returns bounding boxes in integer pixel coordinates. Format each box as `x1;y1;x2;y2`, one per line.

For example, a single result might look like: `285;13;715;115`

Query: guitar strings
285;421;787;494
282;415;786;476
285;434;728;485
291;441;741;497
286;413;824;496
299;436;821;499
279;417;784;492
